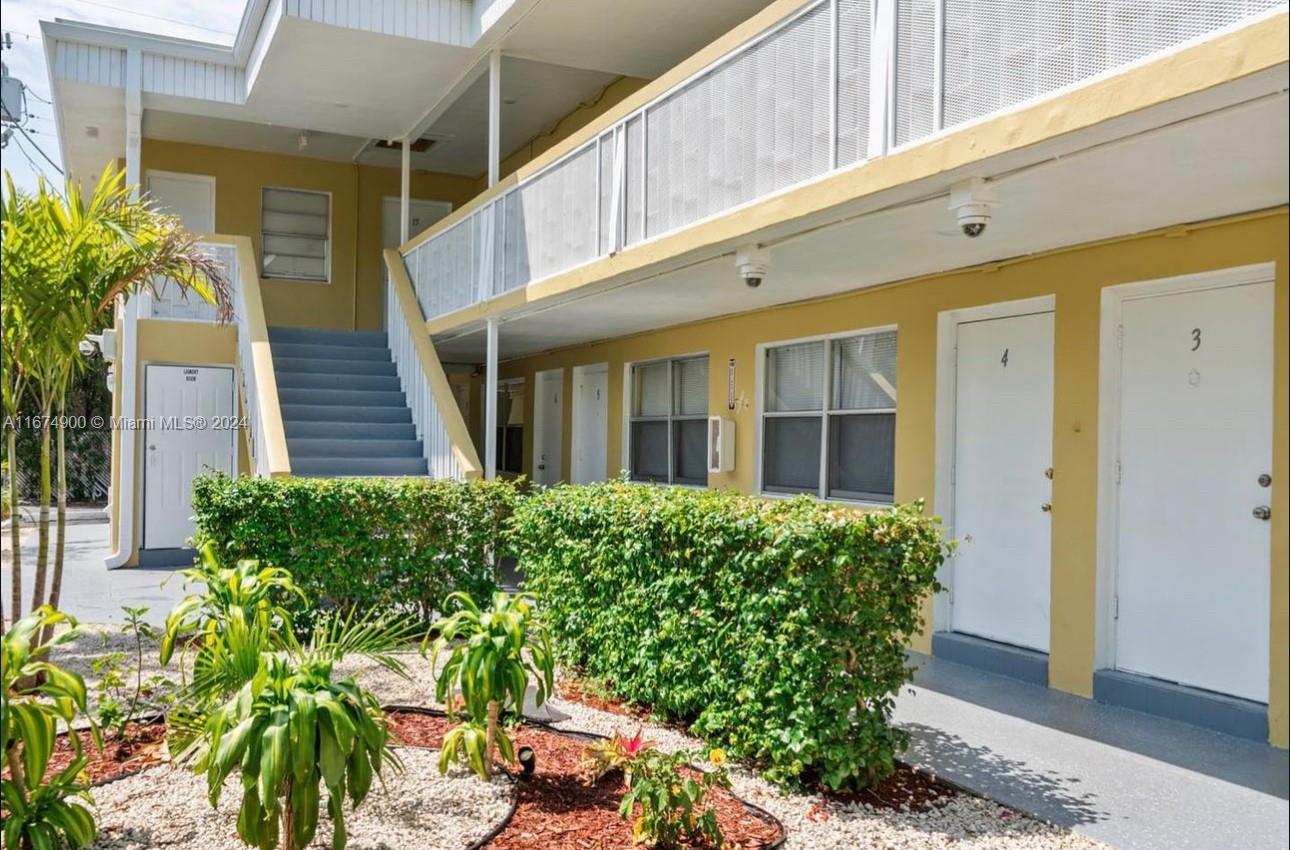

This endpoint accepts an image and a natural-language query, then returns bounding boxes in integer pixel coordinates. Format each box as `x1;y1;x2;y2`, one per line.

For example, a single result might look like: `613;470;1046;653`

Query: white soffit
500;0;777;77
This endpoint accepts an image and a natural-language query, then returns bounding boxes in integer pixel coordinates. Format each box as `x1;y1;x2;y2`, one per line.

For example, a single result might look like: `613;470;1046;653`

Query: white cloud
1;0;243;194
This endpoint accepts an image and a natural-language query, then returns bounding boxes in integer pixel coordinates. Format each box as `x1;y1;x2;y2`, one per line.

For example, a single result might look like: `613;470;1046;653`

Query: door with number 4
951;309;1055;652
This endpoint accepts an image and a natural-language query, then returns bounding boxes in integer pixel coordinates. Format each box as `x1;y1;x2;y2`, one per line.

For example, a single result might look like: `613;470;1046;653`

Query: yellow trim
202;233;292;478
384;249;484;480
416;10;1287;335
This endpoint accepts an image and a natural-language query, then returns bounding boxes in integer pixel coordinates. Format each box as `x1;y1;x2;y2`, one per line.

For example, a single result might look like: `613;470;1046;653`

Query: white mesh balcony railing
403;0;1284;322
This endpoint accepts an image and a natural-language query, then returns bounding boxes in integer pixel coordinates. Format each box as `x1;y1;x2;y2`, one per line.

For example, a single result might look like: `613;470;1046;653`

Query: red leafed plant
579;726;656;782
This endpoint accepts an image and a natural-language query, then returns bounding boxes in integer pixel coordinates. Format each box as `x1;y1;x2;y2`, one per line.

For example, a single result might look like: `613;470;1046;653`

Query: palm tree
1;166;231;637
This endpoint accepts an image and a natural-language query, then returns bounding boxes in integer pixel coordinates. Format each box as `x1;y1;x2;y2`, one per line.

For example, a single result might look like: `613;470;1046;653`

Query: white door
533;369;564;486
1113;279;1273;702
146;172;217;320
143;366;235;549
571;364;608;484
951;311;1055;652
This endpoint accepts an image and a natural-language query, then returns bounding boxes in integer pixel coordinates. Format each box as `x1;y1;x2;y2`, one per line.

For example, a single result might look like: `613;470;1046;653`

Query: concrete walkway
1;508;190;626
895;653;1289;850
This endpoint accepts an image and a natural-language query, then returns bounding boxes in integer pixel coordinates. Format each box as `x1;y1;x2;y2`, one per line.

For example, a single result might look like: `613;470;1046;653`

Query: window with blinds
261;187;329;282
629;355;709;486
762;329;896;502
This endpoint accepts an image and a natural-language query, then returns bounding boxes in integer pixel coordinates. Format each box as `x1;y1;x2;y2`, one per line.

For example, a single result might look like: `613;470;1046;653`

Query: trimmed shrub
511;480;946;789
191;473;518;623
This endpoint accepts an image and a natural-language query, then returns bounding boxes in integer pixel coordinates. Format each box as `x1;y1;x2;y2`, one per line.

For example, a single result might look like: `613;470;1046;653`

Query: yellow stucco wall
140;139;479;332
499;210;1289;746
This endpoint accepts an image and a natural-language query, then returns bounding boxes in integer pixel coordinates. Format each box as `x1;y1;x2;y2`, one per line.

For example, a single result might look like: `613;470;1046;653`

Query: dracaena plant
167;561;421;850
195;653;393;850
427;590;554;780
1;607;100;850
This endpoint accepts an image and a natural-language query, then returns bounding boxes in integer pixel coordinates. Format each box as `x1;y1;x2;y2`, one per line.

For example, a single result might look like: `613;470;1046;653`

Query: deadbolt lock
1258;473;1272;488
1044;467;1054;480
1041;502;1053;513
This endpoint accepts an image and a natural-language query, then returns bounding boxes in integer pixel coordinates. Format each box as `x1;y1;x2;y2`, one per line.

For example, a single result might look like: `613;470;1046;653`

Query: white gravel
89;747;512;850
60;630;1110;849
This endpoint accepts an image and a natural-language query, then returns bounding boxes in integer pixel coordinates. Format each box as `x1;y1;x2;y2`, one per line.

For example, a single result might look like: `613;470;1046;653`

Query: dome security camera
736;246;770;289
948;178;998;239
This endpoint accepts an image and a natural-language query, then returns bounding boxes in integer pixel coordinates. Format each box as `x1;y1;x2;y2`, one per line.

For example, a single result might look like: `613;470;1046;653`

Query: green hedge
512;481;946;789
191;473;518;622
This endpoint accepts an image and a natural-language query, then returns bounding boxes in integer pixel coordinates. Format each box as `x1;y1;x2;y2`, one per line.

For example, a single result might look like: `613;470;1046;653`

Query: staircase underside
270;326;428;477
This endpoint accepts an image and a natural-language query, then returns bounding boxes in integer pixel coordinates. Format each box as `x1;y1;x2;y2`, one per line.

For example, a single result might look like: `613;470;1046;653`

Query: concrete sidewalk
895;653;1289;850
1;510;190;626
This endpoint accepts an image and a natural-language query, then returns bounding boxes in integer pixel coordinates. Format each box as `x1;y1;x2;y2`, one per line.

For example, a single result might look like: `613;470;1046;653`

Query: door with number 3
1112;274;1273;702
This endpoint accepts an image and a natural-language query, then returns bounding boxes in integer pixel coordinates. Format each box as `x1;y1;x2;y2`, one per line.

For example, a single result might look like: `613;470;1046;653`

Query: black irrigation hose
383;704;788;850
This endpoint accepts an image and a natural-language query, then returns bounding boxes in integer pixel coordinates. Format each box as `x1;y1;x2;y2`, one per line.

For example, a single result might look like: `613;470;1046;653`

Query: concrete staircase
269;327;428;477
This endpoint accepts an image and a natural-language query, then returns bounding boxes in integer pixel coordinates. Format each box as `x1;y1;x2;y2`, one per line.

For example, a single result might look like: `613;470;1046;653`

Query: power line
54;0;236;37
10;131;56;182
13;123;63;175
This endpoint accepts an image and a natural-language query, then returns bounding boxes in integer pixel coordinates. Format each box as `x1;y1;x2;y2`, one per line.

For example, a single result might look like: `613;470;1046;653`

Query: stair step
275;372;402;391
279;388;407;407
268;326;388;348
287;438;423;458
291;457;429;477
280;404;412;424
283;421;417;440
271;342;391;362
274;357;397;377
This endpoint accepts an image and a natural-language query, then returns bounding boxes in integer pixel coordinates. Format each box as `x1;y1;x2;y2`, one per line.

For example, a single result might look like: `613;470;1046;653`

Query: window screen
262;188;329;281
762;329;897;502
629;355;708;485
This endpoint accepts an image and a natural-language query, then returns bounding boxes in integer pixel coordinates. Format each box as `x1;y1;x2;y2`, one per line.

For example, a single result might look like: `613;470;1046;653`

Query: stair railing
207;234;291;478
383;249;482;480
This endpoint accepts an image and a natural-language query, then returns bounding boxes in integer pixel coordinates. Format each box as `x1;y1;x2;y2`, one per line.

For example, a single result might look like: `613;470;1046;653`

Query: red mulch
554;685;957;815
810;765;954;814
386;711;781;850
557;679;654;721
1;722;168;785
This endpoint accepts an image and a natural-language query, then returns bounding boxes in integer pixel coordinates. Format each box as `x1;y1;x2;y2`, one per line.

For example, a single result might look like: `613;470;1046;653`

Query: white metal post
400;138;411;243
487;48;501;187
484;317;499;479
106;48;144;569
868;0;895;160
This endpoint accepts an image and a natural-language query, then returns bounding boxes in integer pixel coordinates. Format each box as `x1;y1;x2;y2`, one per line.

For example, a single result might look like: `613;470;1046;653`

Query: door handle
1258;473;1271;488
1041;503;1052;513
1252;505;1271;521
537;464;546;470
1044;467;1054;480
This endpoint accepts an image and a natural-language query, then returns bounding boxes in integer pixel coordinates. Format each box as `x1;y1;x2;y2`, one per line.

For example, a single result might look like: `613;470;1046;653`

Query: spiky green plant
196;653;393;850
427;591;554;779
1;607;100;850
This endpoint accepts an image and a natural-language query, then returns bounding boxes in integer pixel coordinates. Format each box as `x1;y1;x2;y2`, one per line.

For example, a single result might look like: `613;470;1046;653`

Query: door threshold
137;547;197;568
932;631;1049;687
1093;669;1268;742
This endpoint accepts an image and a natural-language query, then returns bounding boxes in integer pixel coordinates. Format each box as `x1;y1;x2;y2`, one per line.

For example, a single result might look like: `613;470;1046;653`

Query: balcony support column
484;316;499;479
399;138;411;243
488;47;501;187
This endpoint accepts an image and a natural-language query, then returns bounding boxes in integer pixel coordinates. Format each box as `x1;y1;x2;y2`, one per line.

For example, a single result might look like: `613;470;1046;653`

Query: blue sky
1;0;243;194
